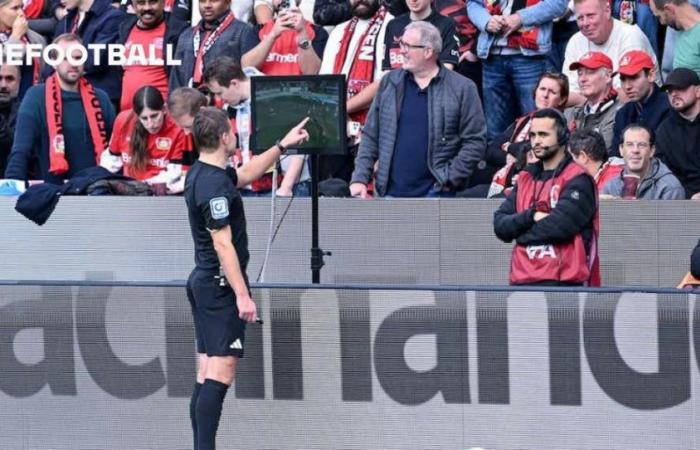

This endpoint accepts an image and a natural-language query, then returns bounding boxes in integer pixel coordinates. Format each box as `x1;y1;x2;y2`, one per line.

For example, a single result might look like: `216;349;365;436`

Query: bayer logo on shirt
210;197;229;220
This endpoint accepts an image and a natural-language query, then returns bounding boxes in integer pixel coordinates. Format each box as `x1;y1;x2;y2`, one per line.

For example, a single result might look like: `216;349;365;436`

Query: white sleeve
99;149;123;173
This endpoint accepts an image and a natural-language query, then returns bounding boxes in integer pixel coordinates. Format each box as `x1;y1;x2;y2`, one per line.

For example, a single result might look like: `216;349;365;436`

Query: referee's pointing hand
280;116;311;148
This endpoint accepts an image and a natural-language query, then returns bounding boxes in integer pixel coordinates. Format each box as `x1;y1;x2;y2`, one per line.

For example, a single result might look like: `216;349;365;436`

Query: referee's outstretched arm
236;117;311;188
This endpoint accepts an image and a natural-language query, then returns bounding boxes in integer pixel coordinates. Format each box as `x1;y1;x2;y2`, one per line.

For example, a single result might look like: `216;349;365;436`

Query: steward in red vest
494;108;600;286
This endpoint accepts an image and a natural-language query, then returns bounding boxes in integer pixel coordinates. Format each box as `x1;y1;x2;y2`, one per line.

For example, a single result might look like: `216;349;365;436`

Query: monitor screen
250;75;347;156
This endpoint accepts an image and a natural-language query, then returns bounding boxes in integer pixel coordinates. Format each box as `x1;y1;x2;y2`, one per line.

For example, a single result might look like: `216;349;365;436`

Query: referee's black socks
196;378;230;450
190;382;203;450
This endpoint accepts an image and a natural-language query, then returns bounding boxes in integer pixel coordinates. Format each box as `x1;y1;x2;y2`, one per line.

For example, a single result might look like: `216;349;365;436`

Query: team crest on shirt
210;197;229;220
52;135;65;154
156;137;172;150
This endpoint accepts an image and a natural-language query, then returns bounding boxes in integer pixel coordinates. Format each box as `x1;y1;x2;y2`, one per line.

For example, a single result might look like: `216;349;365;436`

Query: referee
185;107;309;450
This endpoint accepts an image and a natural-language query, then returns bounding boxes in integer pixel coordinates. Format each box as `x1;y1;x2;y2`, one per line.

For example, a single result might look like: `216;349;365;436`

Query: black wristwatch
275;139;287;153
298;38;311;50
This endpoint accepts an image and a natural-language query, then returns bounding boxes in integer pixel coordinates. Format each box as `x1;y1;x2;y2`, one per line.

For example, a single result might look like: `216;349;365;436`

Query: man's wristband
275;139;287;153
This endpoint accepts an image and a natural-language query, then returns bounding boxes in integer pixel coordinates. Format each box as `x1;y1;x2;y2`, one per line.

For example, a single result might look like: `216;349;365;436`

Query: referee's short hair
192;107;231;152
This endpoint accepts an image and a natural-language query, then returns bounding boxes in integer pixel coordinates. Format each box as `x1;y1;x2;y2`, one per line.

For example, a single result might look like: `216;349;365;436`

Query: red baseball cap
569;52;613;71
618;50;655;76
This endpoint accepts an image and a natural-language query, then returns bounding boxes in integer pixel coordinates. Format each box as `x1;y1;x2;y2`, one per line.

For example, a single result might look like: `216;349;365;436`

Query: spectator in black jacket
51;0;125;109
610;50;670;156
0;64;20;177
655;68;700;200
118;0;188;111
693;239;700;279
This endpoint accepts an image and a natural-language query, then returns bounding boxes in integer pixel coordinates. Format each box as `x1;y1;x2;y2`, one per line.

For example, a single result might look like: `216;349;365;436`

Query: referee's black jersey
184;160;250;272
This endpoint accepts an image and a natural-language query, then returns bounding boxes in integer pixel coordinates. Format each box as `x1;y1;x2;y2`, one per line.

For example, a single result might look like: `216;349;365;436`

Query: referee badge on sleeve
210;197;229;220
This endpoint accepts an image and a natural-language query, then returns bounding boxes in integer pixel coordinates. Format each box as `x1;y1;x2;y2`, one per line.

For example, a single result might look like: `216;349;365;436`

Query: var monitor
250;75;347;156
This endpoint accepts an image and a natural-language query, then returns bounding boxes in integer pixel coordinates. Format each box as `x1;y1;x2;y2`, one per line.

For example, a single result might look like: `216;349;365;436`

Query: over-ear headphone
552;109;570;146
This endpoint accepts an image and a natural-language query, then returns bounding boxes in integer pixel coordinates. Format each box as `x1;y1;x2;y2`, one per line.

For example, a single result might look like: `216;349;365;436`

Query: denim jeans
292;179;312;197
612;0;658;56
425;185;457;198
482;54;547;141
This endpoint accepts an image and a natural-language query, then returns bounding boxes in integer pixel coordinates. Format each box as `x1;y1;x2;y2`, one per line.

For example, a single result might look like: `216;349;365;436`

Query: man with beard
650;0;700;77
169;0;257;91
0;64;19;177
318;0;392;182
655;68;700;199
118;0;188;111
184;107;309;450
494;108;600;286
5;34;116;184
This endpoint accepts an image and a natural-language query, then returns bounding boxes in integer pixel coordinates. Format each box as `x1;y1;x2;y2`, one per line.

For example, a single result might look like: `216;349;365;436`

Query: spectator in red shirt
101;85;190;193
117;0;188;111
245;0;328;76
568;128;624;193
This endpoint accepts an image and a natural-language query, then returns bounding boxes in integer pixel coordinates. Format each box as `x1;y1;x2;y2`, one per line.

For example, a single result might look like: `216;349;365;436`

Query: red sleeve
109;110;134;156
169;127;188;162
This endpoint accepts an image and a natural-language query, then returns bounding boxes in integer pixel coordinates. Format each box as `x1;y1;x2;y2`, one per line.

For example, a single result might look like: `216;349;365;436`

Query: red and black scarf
23;0;45;19
486;0;540;51
45;73;107;175
192;11;235;85
333;6;387;124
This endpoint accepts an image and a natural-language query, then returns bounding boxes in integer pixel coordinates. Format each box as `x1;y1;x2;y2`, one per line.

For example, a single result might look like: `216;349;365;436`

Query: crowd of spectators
0;0;697;201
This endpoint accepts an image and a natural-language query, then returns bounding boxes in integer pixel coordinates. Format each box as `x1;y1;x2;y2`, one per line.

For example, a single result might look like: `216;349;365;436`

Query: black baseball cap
662;68;700;91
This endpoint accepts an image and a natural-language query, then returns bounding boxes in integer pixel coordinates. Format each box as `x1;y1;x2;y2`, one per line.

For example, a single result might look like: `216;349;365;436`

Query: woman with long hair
101;86;190;193
462;72;570;198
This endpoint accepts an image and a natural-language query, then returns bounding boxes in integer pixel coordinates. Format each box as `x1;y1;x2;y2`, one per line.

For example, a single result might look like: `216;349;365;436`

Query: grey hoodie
602;157;685;200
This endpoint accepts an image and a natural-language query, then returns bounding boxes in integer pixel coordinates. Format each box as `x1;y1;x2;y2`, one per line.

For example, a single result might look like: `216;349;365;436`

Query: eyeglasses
398;40;427;51
622;141;651;150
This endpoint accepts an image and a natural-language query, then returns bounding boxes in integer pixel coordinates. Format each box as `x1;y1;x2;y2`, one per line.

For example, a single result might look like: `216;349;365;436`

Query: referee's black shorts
186;268;247;358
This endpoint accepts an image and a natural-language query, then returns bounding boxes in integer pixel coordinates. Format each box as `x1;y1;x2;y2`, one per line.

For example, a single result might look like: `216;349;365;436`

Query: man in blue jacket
51;0;125;109
5;34;115;184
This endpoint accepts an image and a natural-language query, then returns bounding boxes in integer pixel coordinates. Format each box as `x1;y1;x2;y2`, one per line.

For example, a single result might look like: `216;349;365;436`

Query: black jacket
610;84;670;157
493;154;597;247
0;100;19;178
14;166;139;225
118;13;189;78
655;109;700;199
